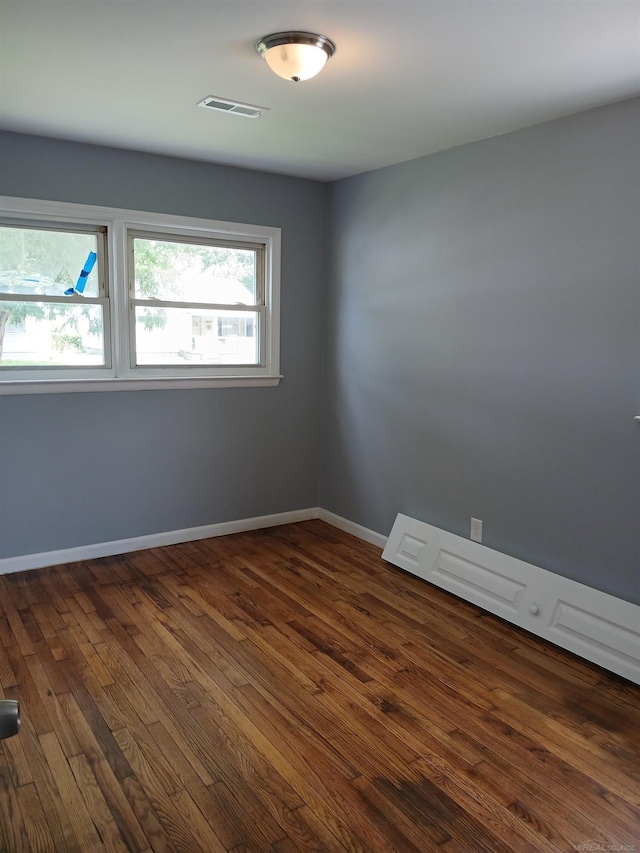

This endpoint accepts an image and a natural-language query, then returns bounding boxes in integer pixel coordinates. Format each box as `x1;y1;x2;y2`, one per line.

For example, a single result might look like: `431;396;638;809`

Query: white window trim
0;196;282;394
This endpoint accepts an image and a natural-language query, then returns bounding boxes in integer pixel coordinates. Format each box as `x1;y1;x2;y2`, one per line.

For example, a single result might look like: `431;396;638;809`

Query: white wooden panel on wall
383;514;640;685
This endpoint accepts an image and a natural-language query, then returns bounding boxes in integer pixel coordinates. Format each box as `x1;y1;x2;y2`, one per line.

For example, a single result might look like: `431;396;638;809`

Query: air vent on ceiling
197;96;267;118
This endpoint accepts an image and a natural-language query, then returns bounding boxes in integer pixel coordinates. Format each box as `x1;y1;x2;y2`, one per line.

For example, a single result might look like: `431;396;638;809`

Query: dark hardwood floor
0;520;638;852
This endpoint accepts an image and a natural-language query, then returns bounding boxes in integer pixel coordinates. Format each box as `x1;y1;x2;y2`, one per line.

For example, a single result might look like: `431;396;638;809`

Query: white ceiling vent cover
197;96;267;118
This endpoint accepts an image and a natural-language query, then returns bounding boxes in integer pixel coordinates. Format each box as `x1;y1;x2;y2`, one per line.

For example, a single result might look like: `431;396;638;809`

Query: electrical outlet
470;518;483;543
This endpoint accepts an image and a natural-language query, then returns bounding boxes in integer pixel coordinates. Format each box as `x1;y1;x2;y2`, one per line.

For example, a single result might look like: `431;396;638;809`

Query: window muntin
0;198;281;392
0;222;108;369
128;232;264;369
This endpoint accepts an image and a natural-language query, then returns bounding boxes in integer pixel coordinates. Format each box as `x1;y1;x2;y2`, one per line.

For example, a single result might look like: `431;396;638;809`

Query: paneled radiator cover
382;514;640;685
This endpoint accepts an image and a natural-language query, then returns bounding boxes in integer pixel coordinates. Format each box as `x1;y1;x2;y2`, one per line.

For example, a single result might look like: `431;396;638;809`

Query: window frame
0;197;281;394
126;228;266;374
0;217;111;380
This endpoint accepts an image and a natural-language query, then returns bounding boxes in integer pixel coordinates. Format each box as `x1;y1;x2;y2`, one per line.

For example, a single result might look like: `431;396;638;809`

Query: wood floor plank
0;647;17;690
24;652;82;758
115;724;227;853
39;730;105;852
0;704;33;789
99;616;218;786
168;788;228;853
67;752;131;853
13;781;56;853
9;699;80;851
186;685;307;815
119;776;179;853
0;764;30;853
4;644;54;737
273;803;348;852
0;521;638;852
57;690;150;853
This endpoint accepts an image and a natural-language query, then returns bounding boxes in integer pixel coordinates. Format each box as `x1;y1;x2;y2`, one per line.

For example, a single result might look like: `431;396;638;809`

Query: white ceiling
1;1;639;182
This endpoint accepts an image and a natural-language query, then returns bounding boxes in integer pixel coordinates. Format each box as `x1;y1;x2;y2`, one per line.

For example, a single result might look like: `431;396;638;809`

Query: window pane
135;306;259;366
0;227;100;297
133;237;257;304
0;301;104;366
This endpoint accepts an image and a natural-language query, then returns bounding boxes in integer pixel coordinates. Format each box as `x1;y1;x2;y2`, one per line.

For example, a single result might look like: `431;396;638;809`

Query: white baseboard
383;513;640;685
0;508;320;576
0;508;384;577
318;509;388;549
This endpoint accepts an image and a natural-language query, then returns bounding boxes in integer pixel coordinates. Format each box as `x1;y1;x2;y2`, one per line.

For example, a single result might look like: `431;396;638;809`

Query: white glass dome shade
256;32;336;82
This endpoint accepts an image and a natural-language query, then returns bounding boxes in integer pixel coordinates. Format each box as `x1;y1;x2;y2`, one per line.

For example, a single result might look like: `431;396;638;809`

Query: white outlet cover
471;518;483;543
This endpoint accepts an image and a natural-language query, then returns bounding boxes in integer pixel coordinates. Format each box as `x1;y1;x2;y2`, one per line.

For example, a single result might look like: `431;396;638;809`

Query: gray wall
0;133;328;557
2;100;638;606
321;98;640;604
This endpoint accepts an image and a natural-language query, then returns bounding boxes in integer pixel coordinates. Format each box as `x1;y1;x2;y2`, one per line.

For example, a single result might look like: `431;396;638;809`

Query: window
0;222;108;373
0;198;281;393
129;232;262;368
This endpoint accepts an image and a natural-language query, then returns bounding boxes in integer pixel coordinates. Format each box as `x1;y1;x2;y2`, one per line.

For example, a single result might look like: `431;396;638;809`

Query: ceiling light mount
256;31;336;82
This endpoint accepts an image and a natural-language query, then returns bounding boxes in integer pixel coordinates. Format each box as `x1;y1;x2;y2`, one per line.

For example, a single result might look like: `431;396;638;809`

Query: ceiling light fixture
256;31;336;83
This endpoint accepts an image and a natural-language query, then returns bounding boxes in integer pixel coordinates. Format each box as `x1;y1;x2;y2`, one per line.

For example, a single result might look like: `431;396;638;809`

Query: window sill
0;375;283;395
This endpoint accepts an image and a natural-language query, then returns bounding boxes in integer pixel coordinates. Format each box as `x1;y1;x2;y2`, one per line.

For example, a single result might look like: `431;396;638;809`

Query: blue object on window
64;251;97;295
